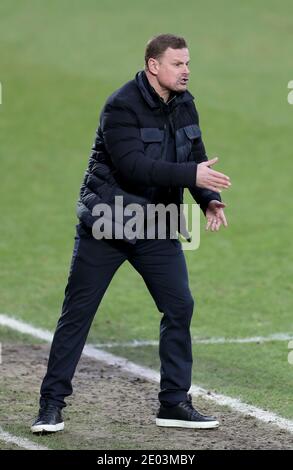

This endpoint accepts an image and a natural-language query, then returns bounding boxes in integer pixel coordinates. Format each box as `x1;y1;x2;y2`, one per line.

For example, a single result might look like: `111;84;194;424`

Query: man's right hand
196;157;231;192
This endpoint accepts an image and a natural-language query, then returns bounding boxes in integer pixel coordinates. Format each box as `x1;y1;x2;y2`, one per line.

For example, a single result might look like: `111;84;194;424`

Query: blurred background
0;0;292;432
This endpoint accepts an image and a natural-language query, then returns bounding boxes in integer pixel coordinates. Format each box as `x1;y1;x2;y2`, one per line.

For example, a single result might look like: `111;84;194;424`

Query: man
31;34;231;433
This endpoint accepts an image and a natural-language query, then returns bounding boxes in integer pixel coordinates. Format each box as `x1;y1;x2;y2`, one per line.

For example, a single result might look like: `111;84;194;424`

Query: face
149;47;190;93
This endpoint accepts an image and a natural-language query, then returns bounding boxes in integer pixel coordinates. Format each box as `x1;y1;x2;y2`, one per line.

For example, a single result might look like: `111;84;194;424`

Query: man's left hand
205;200;228;232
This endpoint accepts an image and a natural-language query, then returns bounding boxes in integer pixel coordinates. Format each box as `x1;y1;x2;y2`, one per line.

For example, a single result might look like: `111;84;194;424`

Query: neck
145;69;170;103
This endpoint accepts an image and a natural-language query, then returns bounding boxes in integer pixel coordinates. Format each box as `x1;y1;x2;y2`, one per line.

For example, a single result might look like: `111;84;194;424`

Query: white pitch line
83;346;293;435
0;314;53;342
0;426;49;451
0;314;291;347
1;313;293;435
87;332;293;349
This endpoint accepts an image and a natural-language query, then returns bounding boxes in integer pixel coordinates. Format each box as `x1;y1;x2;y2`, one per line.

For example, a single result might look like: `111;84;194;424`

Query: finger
211;182;230;190
208;174;231;187
205;185;222;193
206;217;215;231
208;200;227;209
215;217;222;231
211;218;218;232
213;202;226;208
204;157;219;167
206;218;212;231
219;211;228;227
207;178;231;190
208;174;231;188
215;218;222;231
209;169;231;181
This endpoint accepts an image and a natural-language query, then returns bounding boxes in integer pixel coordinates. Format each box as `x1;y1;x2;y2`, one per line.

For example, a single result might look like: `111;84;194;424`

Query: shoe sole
156;418;219;429
31;422;64;433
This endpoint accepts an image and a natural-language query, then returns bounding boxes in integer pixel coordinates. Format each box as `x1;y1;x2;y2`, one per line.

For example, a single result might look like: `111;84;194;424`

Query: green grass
0;326;44;343
109;342;293;420
0;0;293;426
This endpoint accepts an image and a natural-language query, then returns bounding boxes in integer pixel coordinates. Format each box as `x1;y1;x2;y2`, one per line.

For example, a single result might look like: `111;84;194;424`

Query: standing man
31;34;231;433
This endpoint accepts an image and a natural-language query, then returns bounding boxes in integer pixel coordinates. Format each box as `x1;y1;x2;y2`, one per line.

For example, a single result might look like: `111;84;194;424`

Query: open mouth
180;78;189;85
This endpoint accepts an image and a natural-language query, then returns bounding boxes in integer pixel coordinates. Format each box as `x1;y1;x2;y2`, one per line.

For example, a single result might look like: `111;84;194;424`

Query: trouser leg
40;227;128;408
128;238;194;406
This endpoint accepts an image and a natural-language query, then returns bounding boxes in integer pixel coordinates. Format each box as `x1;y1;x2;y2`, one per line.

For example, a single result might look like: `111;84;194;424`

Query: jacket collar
135;70;194;110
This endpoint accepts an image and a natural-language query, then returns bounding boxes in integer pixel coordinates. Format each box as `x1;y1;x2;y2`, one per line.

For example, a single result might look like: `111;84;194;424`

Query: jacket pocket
176;124;202;163
140;127;164;160
183;124;201;140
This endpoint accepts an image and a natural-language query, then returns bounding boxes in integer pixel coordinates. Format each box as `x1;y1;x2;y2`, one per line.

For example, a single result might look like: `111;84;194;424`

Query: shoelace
180;395;203;419
39;404;60;420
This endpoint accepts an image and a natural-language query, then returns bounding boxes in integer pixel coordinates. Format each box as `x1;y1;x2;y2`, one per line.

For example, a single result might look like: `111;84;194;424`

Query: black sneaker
31;403;64;433
156;394;219;429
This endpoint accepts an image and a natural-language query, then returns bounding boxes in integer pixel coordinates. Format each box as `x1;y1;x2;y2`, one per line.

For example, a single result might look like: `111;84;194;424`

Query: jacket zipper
160;98;177;197
161;116;172;197
161;121;169;161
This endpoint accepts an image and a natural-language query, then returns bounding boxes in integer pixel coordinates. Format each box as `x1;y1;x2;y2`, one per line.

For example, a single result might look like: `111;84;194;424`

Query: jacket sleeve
188;107;221;214
101;101;198;188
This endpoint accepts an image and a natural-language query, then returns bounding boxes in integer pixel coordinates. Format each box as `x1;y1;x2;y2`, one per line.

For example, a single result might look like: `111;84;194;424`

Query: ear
147;58;159;75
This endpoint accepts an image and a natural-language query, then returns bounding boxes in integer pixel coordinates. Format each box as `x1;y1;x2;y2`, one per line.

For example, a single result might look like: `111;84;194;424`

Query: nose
184;64;190;75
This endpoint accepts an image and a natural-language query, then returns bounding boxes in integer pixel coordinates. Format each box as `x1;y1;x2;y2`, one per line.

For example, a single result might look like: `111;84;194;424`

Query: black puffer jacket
77;70;221;242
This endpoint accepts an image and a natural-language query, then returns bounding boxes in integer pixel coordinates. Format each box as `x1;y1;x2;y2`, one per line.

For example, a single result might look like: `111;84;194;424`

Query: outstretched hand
205;200;228;232
196;157;231;192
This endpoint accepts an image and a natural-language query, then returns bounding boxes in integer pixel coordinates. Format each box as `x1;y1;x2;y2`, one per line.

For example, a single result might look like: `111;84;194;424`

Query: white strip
0;314;291;347
0;314;53;342
194;333;293;344
0;426;49;450
83;346;293;434
87;332;293;348
1;313;293;435
89;339;160;348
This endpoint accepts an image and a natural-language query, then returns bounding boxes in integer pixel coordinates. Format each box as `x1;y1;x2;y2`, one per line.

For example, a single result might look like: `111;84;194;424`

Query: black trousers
40;223;195;409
